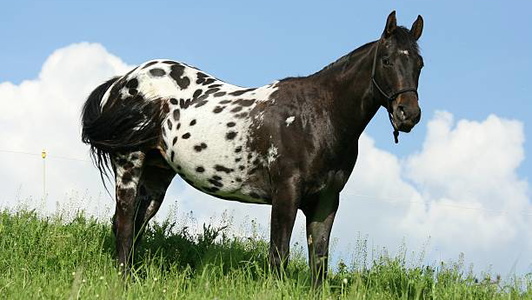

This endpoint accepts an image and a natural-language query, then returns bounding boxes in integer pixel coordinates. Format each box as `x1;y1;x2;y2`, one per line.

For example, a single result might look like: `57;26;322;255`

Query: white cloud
332;112;531;275
0;43;530;276
401;112;531;274
0;42;131;215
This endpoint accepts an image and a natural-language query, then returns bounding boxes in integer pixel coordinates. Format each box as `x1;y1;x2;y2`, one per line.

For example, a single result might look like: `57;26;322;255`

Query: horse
81;11;424;285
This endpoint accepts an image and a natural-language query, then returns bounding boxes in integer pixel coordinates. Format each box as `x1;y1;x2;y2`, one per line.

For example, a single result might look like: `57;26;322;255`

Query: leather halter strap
371;41;418;143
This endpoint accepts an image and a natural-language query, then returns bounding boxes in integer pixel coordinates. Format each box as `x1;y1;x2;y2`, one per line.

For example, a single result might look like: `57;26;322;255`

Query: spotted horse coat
100;60;285;204
82;11;424;286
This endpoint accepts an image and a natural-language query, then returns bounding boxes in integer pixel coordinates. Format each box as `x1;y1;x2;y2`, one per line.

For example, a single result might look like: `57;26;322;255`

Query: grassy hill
0;209;529;299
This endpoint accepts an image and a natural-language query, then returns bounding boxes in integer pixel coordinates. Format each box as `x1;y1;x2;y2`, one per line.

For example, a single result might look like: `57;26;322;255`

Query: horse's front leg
269;177;301;275
111;151;145;272
301;191;339;287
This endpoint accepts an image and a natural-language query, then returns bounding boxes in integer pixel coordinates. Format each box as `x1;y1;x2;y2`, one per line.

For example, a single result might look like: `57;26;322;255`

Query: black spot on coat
180;98;191;109
231;106;243;113
170;64;190;89
149;68;166;77
233;99;256;107
173;109;180;121
204;186;220;193
142;61;158;69
234;112;248;119
208;178;224;187
214;164;234;173
204;88;220;95
193;89;202;98
196;72;208;84
125;78;138;89
213;106;225;113
203;78;215;85
229;88;256;96
193;143;207;152
226;131;237;140
195;100;208;108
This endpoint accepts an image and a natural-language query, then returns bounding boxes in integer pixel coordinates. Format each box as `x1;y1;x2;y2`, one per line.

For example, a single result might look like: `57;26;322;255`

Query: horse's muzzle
393;104;421;132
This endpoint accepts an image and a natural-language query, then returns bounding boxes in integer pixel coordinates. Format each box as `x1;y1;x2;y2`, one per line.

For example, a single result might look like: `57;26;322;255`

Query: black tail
81;76;165;183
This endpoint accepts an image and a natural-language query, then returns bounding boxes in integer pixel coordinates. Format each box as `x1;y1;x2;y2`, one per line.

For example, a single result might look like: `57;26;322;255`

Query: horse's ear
411;15;424;41
383;11;397;38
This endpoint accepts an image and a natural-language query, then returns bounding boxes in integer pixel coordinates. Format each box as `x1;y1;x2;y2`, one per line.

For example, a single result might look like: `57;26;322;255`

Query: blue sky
2;1;531;169
1;1;531;276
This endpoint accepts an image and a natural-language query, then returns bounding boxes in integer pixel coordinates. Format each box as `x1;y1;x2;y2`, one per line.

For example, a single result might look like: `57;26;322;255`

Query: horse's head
372;11;424;135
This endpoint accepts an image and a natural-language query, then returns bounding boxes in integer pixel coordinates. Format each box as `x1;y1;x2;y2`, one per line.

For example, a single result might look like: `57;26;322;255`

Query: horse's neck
309;43;381;139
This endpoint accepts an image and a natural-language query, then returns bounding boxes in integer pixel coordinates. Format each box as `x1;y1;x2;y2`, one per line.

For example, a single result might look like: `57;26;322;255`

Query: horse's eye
382;57;392;66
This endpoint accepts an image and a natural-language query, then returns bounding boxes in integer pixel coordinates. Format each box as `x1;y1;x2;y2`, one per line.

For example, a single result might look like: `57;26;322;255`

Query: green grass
0;209;530;299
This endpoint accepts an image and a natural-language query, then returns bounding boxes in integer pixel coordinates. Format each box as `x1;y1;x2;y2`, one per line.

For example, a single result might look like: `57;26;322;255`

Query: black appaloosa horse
82;11;424;285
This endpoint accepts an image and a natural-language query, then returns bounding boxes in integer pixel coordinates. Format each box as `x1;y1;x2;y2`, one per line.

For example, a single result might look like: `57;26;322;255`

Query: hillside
0;210;529;299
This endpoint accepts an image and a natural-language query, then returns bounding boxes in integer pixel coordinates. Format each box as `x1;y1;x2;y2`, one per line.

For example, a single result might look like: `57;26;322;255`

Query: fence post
41;149;46;198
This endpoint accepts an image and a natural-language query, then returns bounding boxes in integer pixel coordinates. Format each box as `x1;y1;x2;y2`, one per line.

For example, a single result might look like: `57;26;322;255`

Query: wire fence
1;148;531;217
0;149;91;163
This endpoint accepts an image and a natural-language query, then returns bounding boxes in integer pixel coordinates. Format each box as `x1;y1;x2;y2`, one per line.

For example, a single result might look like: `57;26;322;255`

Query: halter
371;41;418;144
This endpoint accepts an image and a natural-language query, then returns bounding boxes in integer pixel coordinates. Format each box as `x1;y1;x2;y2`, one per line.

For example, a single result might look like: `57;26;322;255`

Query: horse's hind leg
111;151;145;270
133;151;175;245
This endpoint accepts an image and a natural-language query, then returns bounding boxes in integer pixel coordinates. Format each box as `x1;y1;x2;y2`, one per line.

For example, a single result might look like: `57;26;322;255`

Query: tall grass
0;209;529;299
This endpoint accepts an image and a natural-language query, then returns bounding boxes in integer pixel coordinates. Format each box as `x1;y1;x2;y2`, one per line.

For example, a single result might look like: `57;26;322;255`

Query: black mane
317;26;420;75
317;41;376;74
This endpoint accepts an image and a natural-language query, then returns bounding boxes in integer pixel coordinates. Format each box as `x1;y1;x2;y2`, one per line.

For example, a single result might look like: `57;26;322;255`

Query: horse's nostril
397;105;407;120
